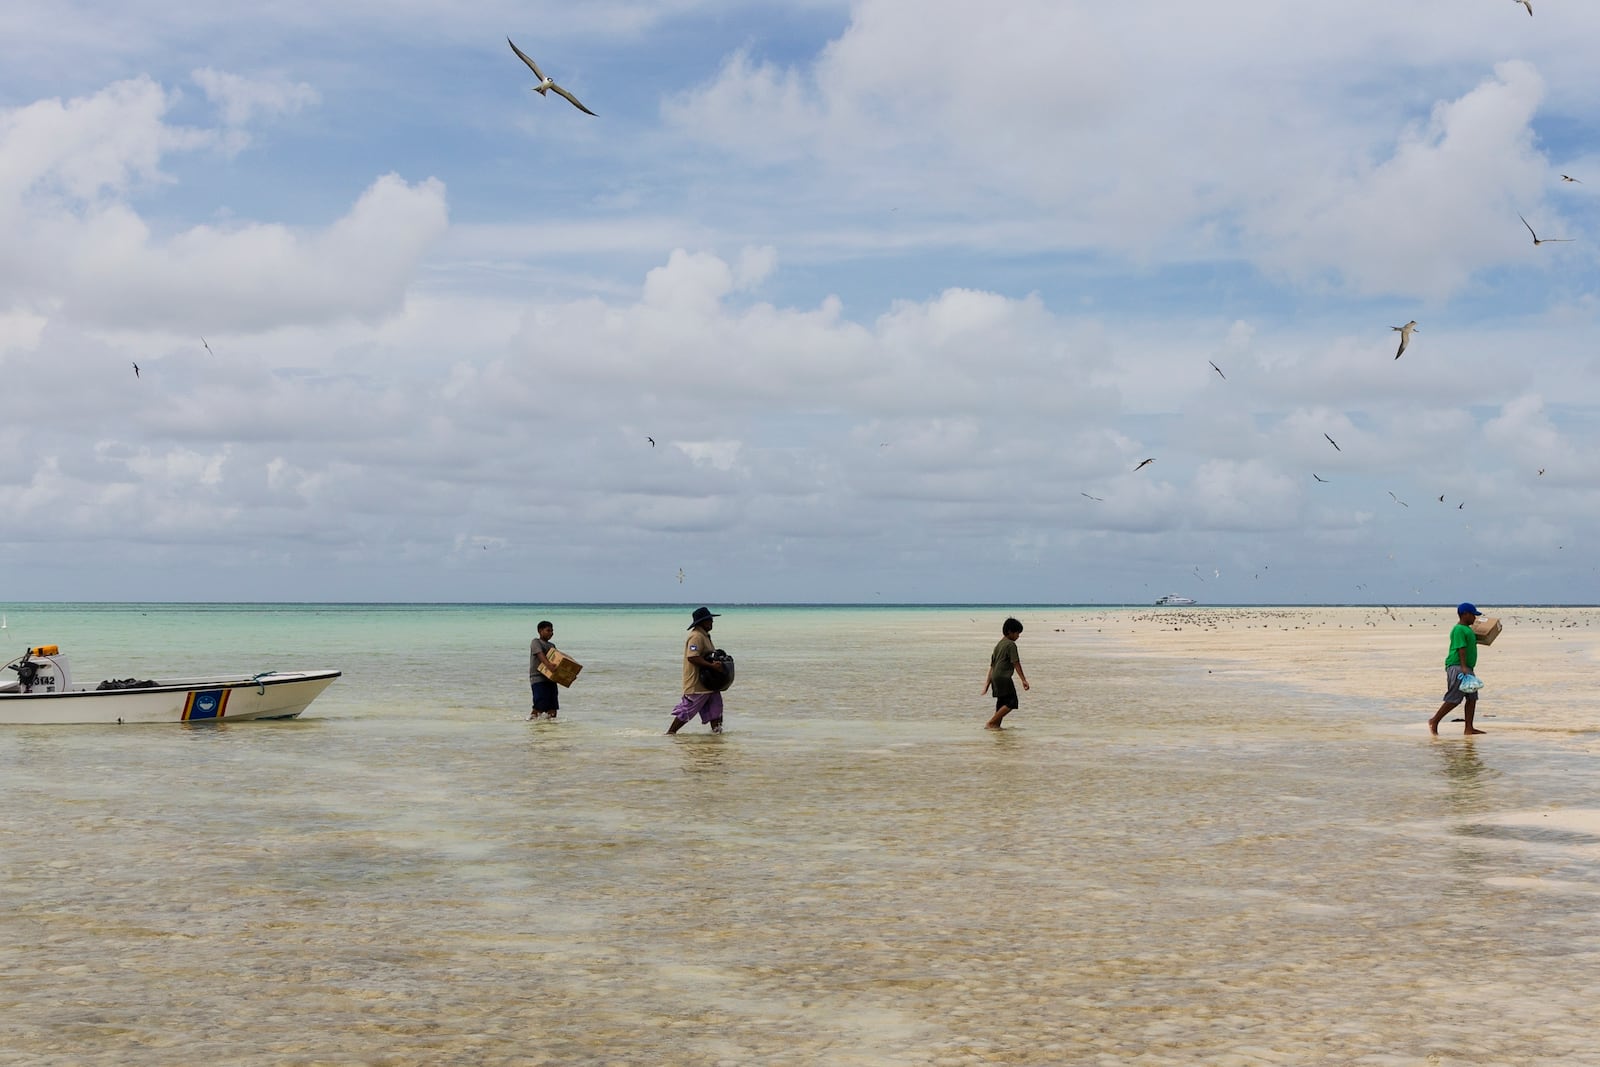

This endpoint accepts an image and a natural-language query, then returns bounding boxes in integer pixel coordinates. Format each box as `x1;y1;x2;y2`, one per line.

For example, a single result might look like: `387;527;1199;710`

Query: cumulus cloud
4;2;1600;602
662;1;1579;297
64;173;450;329
0;77;448;330
1251;62;1550;298
0;77;204;208
2;235;1595;601
0;309;48;359
192;68;319;127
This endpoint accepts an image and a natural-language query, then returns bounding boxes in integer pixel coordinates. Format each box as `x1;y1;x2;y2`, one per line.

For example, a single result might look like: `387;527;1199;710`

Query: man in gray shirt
530;620;559;720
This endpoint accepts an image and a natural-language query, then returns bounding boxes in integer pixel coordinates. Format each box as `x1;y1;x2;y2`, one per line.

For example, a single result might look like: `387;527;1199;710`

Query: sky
2;0;1600;605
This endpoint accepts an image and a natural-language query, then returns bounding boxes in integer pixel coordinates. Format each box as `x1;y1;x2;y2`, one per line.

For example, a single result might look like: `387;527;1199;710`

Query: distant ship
1154;594;1197;606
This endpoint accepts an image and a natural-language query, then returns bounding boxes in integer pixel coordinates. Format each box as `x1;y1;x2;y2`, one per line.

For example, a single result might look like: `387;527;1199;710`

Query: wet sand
1044;604;1600;733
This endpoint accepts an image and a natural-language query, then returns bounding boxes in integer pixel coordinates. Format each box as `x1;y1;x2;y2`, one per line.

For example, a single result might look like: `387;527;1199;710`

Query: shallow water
3;604;1600;1065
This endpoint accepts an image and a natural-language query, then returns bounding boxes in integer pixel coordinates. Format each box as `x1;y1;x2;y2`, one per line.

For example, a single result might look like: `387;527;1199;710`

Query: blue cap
1457;602;1480;616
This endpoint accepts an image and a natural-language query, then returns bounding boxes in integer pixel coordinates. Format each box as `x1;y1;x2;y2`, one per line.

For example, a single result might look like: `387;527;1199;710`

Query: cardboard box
1471;617;1502;646
538;648;583;687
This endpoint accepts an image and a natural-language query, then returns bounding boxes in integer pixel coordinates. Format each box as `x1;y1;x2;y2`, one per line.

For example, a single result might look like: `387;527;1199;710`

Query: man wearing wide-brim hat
668;606;727;734
1429;602;1486;736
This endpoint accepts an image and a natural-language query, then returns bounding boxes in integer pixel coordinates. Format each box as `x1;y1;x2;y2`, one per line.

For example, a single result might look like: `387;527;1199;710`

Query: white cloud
191;68;319;127
662;2;1588;298
0;77;204;208
4;2;1600;602
1484;394;1571;471
63;173;450;329
117;443;230;487
1251;62;1550;298
1;78;449;331
2;234;1596;601
675;440;743;470
0;308;48;359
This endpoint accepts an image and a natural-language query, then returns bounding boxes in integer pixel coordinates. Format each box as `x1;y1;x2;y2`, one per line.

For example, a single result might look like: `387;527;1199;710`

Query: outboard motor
4;646;70;693
11;653;39;690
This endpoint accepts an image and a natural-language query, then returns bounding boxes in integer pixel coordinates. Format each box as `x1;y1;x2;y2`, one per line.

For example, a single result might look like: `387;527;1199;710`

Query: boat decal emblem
182;688;231;721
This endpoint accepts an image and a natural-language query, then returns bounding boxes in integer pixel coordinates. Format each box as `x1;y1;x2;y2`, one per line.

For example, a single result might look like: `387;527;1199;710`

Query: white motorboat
1154;594;1197;606
1;645;340;725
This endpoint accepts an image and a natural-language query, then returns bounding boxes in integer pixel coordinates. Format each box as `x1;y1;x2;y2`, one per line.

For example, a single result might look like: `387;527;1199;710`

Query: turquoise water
3;604;1600;1065
3;603;1098;726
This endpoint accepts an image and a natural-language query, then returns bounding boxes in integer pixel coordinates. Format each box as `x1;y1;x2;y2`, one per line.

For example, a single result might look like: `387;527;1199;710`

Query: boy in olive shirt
982;617;1030;729
1428;602;1485;736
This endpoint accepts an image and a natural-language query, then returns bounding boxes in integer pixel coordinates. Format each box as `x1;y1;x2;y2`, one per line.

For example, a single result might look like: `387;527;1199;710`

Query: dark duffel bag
698;649;735;692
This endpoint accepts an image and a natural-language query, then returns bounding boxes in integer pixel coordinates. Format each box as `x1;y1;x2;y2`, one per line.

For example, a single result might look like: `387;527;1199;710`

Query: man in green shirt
1429;602;1484;736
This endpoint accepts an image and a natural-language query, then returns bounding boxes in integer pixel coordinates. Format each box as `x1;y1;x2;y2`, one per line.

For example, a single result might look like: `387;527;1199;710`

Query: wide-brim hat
689;606;720;629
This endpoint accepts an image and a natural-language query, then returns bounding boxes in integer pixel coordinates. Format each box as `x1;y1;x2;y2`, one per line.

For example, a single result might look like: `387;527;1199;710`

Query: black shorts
992;676;1019;710
531;679;560;713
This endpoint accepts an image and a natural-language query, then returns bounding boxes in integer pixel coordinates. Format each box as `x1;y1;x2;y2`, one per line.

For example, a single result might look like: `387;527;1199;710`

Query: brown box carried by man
538;648;583;687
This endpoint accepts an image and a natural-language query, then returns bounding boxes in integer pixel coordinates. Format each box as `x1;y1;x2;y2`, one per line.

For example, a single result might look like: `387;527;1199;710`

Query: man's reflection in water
1433;738;1499;894
678;736;730;777
1434;737;1490;809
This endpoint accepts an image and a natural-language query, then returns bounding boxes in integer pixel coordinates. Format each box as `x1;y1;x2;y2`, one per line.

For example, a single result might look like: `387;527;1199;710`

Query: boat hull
0;670;341;726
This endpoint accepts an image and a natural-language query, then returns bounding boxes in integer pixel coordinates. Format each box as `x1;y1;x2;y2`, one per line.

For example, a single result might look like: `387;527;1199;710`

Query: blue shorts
531;679;560;713
672;691;723;724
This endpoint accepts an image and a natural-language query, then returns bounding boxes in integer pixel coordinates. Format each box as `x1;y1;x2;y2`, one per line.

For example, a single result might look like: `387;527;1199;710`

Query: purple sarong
671;691;724;723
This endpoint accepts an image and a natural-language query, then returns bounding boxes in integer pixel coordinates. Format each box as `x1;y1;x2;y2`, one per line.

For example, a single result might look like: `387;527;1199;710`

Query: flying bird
1208;360;1226;380
1388;491;1409;507
1438;495;1445;502
1133;458;1155;472
1514;0;1532;14
1324;433;1341;452
507;38;596;115
1080;492;1104;502
200;337;213;355
1561;174;1581;183
1392;320;1417;359
132;362;140;379
1538;468;1546;476
676;568;685;584
1519;214;1572;246
1312;474;1329;483
646;436;655;447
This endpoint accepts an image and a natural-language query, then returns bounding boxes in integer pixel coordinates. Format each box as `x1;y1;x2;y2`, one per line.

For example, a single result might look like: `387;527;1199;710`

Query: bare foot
1428;721;1439;735
1465;728;1486;735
